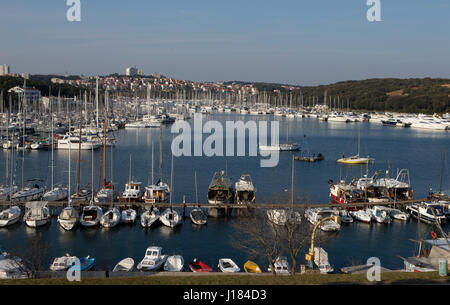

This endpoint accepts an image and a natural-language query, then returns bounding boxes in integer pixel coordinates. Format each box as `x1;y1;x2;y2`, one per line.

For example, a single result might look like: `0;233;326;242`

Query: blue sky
1;0;449;85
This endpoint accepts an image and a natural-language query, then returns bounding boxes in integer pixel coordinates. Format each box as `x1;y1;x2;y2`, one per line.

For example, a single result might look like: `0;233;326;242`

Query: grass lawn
0;272;448;285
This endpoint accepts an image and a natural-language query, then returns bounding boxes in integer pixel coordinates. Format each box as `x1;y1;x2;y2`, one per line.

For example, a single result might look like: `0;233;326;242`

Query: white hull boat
389;209;410;221
112;258;135;272
80;205;103;227
43;187;68;201
0;206;21;227
121;209;137;223
218;258;240;273
189;208;207;225
140;207;160;228
23;201;51;228
100;207;121;228
164;255;184;272
137;246;168;271
160;208;181;228
50;254;79;271
57;207;79;231
350;209;372;223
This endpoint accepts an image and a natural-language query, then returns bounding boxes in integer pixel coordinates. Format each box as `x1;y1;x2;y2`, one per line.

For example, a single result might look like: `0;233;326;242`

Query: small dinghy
189;259;213;272
160;208;181;228
218;258;240;273
112;258;135;272
100;207;121;228
121;208;137;224
140;207;160;228
244;261;262;273
164;255;184;272
68;256;95;271
0;206;21;227
190;208;207;225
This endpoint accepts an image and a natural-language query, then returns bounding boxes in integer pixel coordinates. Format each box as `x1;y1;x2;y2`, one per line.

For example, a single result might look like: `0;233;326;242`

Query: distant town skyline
1;1;450;86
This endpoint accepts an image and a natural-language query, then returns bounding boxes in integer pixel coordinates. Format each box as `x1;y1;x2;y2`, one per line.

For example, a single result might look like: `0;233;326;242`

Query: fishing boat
121;208;137;224
235;174;256;204
243;261;262;273
164;255;184;272
140;206;160;228
329;180;365;207
137;246;168;271
207;170;234;205
112;258;135;272
190;208;207;225
305;208;341;231
23;201;50;228
349;209;372;223
50;254;78;271
268;256;290;274
68;256;95;271
189;259;213;272
218;258;240;273
119;156;143;203
100;207;121;228
0;206;21;227
80;204;103;227
406;202;447;224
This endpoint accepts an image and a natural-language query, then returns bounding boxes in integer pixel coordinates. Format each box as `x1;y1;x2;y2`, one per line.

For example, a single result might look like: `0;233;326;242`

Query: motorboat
235;174;256;204
0;206;21;227
57;206;79;230
121;208;137;224
80;204;103;227
189;207;207;225
267;209;302;225
50;254;78;271
137;246;168;271
218;258;240;273
142;180;170;204
368;206;391;223
140;206;160;228
259;143;300;151
43;186;68;201
333;209;353;223
389;208;410;221
0;249;28;279
57;135;101;150
112;258;135;272
160;208;181;228
243;261;262;273
349;209;372;223
119;181;143;203
189;259;213;272
23;201;51;227
268;256;290;274
406;202;447;224
164;255;184;272
314;247;334;274
100;207;121;228
305;208;341;231
68;256;95;271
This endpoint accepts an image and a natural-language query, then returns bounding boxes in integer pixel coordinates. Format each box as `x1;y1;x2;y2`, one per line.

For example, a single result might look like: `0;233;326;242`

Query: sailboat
94;108;117;203
0;206;21;227
43;106;68;201
159;153;181;228
57;125;79;231
190;172;207;225
259;120;300;151
337;126;373;164
142;128;170;204
23;201;51;228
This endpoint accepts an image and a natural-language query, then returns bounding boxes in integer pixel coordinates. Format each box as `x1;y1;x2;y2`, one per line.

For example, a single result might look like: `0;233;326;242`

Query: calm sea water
0;113;449;271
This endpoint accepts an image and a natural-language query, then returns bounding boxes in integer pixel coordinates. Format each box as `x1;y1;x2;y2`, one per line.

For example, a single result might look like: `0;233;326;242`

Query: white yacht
58;206;79;230
235;174;256;204
142;181;170;204
23;201;51;228
100;207;121;228
367;206;391;223
349;209;372;223
406;202;447;224
0;206;21;227
50;254;78;271
136;246;168;271
43;185;68;202
119;181;143;203
57;135;101;150
11;182;45;203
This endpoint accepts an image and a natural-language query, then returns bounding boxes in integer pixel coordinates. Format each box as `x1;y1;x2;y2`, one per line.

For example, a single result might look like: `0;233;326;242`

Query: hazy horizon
1;1;450;86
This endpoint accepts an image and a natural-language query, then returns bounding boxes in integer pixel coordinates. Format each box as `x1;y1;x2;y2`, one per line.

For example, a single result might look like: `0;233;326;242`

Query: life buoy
431;231;438;240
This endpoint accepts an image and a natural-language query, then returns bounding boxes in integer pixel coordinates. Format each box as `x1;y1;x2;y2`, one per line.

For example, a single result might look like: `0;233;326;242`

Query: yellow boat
244;260;262;273
336;154;372;164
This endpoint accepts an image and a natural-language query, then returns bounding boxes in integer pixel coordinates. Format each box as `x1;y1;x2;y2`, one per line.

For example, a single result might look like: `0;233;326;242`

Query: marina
0;110;449;276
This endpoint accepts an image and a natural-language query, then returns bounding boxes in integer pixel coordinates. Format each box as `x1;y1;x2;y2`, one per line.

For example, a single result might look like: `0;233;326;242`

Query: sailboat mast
103;107;107;186
77;107;82;193
159;126;162;181
129;154;132;183
50;94;54;190
68;119;71;207
96;77;99;128
151;141;154;185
